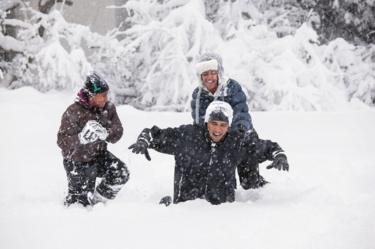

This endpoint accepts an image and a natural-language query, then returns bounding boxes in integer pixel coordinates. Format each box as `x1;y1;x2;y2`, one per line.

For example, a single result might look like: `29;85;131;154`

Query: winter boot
87;191;109;206
64;193;91;207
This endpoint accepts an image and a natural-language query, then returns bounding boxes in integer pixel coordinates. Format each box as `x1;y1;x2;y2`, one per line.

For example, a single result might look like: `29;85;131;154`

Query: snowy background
1;1;375;249
1;0;375;111
0;87;374;249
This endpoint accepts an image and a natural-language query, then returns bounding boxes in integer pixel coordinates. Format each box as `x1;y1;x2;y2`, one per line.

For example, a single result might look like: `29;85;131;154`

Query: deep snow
0;87;374;249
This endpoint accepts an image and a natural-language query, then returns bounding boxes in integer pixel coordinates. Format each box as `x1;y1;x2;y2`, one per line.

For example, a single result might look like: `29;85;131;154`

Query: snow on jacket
57;99;123;162
191;78;253;130
147;124;283;205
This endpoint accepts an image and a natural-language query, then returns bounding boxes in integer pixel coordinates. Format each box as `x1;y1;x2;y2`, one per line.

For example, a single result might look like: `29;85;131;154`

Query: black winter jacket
191;79;253;131
148;124;282;205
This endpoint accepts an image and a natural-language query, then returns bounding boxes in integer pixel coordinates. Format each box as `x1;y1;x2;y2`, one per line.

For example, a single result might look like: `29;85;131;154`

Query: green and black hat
85;72;109;95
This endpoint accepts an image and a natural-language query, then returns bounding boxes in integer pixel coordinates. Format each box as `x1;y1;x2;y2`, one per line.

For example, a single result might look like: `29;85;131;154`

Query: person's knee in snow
57;72;127;207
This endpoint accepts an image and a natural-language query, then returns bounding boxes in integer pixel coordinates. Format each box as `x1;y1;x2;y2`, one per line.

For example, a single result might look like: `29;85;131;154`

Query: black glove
128;129;151;161
159;196;172;206
266;153;289;171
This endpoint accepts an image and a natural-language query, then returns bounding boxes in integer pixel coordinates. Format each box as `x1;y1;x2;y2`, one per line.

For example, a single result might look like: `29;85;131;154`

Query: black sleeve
57;106;81;152
243;131;284;163
148;125;182;155
254;140;284;163
106;103;123;143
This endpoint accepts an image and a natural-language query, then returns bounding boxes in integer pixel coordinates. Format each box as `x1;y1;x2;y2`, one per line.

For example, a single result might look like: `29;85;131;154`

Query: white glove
78;120;108;144
79;121;99;144
94;124;108;141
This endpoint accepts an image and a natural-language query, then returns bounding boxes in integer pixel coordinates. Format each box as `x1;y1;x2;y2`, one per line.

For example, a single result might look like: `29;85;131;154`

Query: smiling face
89;91;108;108
207;120;229;143
201;70;219;94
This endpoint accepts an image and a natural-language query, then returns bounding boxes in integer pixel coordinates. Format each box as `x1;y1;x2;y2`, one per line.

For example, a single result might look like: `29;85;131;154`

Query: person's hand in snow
266;152;289;171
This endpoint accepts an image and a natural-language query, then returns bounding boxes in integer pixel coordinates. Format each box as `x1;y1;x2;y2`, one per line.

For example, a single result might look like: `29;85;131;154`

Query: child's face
89;91;108;108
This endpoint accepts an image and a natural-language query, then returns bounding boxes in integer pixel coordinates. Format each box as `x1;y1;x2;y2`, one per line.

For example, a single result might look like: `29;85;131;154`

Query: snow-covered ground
0;87;374;249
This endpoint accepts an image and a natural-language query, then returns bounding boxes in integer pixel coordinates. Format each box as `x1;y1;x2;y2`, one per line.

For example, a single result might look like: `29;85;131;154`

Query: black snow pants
237;130;267;189
63;151;129;206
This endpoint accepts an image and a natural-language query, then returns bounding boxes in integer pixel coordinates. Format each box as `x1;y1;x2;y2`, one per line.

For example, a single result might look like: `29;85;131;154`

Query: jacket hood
76;88;91;107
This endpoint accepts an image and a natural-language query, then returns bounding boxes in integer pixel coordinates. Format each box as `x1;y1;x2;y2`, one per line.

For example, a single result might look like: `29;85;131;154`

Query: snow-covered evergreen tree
0;0;374;110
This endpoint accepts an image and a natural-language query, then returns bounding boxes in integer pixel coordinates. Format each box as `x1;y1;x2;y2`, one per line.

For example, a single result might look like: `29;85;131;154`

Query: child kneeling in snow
57;72;129;207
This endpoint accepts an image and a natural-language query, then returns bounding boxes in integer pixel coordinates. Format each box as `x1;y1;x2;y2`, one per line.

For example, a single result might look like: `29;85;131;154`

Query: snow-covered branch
0;0;374;110
0;32;25;51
